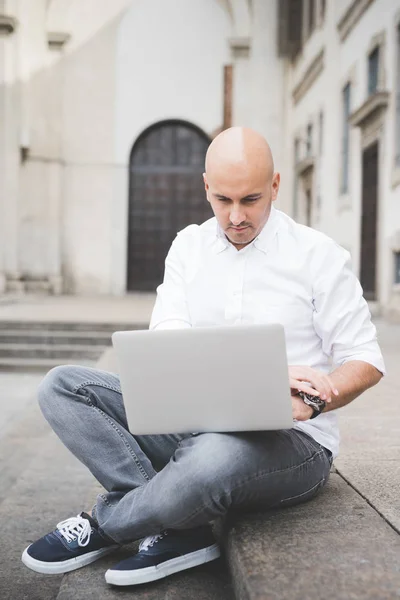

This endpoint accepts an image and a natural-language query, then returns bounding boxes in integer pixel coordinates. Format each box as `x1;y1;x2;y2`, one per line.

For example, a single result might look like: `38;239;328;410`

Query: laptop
111;324;293;435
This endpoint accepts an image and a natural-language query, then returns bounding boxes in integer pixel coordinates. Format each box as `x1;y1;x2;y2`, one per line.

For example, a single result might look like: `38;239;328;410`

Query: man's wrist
298;391;326;418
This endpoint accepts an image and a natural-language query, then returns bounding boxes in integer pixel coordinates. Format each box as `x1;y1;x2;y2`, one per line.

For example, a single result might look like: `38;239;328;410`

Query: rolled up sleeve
149;234;192;331
312;241;386;376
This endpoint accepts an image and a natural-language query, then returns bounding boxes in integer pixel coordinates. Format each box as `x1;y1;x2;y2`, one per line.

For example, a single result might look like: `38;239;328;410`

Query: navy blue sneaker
21;512;118;574
105;526;220;586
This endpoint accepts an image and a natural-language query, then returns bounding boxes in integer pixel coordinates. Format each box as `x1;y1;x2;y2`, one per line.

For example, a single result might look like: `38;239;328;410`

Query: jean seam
93;405;151;482
169;448;325;529
279;476;326;504
75;383;151;483
99;493;112;508
72;380;122;395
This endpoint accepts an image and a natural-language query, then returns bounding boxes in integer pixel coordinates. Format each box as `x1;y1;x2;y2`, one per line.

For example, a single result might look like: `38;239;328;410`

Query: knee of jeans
185;434;239;489
37;365;80;414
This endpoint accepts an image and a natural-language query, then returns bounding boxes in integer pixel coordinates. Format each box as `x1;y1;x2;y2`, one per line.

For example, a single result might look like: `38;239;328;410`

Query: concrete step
0;394;233;600
0;320;138;370
0;321;142;332
0;330;112;345
0;344;103;360
223;473;400;600
57;548;233;600
0;409;107;600
0;357;96;371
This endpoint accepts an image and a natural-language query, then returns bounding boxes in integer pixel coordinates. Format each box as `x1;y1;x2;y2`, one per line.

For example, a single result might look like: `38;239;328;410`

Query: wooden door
127;122;212;291
360;142;379;300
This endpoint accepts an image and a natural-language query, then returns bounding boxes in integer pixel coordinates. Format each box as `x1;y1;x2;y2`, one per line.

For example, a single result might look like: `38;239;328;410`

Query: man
22;127;385;586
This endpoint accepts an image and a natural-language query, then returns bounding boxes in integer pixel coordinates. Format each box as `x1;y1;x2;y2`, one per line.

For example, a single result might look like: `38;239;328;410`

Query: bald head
205;127;274;186
203;127;280;250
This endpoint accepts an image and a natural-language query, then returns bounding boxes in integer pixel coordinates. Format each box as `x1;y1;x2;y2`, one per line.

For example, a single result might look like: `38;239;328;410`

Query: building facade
0;0;399;318
280;0;400;319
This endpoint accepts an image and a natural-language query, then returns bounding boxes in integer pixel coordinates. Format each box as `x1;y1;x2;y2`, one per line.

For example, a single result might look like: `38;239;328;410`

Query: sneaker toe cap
26;534;70;562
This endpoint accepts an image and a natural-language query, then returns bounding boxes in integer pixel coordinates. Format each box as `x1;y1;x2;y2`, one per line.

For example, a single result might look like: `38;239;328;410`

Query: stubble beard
225;226;256;248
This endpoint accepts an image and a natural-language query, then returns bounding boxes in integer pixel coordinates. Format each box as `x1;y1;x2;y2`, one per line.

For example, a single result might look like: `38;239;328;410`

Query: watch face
298;391;325;409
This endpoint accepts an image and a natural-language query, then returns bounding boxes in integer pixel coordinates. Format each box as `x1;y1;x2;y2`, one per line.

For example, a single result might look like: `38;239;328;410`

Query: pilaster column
227;0;252;127
229;36;252;126
0;11;20;293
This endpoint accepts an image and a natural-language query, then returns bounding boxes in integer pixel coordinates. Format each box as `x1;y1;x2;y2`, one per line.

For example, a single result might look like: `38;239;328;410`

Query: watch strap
309;408;322;419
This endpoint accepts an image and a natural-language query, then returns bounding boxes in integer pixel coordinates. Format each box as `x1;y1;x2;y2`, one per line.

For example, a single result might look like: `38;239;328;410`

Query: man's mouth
230;226;249;231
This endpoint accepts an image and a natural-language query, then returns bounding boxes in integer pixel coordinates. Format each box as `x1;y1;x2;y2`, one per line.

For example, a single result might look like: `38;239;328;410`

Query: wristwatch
298;391;326;419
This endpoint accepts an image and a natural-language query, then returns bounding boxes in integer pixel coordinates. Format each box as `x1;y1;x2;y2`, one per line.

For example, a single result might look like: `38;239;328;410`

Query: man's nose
230;208;245;226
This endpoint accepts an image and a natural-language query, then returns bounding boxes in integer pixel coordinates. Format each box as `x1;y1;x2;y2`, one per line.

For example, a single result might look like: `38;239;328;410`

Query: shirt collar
253;205;280;254
213;205;280;254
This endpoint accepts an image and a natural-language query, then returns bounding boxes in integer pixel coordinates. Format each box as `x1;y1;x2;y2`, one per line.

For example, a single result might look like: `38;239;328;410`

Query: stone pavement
0;371;46;438
0;301;398;599
335;318;400;534
224;318;400;599
0;293;156;325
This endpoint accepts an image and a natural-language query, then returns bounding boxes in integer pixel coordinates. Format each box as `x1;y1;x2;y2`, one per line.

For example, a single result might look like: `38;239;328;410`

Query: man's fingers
289;366;339;403
314;369;338;397
321;375;338;400
306;370;333;401
299;378;332;402
303;368;331;400
291;381;320;396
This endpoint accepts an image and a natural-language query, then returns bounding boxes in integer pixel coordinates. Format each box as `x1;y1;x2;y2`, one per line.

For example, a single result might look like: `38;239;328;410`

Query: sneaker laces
56;514;93;547
139;531;168;552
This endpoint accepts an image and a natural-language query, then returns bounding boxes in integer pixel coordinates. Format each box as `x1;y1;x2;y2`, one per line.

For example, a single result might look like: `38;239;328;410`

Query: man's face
203;166;280;250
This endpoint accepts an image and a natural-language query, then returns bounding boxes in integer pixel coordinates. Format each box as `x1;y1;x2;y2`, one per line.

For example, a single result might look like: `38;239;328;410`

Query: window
308;0;316;36
294;138;300;163
320;0;326;22
305;189;312;226
368;46;380;96
341;83;351;193
395;252;400;284
396;25;400;166
288;0;304;59
293;139;299;217
278;0;303;60
306;123;313;156
319;111;324;155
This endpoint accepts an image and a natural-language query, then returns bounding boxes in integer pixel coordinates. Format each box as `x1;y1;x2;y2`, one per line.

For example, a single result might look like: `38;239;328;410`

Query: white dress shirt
150;205;386;458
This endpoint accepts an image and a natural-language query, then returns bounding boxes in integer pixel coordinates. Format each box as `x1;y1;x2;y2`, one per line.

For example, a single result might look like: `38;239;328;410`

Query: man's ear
271;172;280;202
203;173;211;203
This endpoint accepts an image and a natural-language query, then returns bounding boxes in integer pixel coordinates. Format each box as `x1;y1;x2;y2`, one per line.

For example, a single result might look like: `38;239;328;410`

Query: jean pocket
279;477;326;508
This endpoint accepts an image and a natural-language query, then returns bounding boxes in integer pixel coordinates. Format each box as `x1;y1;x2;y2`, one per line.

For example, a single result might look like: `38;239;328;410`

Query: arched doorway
127;120;212;291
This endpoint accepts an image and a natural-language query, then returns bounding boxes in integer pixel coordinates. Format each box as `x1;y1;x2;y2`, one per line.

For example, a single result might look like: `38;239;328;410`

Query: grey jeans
37;365;332;545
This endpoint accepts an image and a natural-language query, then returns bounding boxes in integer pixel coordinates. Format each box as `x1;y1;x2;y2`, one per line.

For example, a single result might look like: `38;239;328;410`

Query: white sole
21;544;118;574
105;543;221;586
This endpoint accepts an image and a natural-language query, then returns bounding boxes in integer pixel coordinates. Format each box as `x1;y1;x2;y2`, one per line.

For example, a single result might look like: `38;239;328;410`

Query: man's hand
289;365;339;421
292;394;314;421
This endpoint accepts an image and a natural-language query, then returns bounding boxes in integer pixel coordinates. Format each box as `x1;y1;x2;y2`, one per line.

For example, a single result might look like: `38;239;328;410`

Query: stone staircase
1;322;399;599
0;321;140;371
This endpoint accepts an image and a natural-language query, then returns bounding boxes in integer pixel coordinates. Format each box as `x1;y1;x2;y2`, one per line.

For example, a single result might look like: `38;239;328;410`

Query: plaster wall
286;0;400;309
109;0;232;294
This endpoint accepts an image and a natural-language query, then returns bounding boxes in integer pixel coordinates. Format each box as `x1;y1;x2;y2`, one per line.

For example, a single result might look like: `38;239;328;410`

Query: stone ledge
292;49;324;105
349;91;389;129
337;0;375;42
296;155;315;176
0;14;17;35
229;36;251;59
47;31;71;50
224;473;400;599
